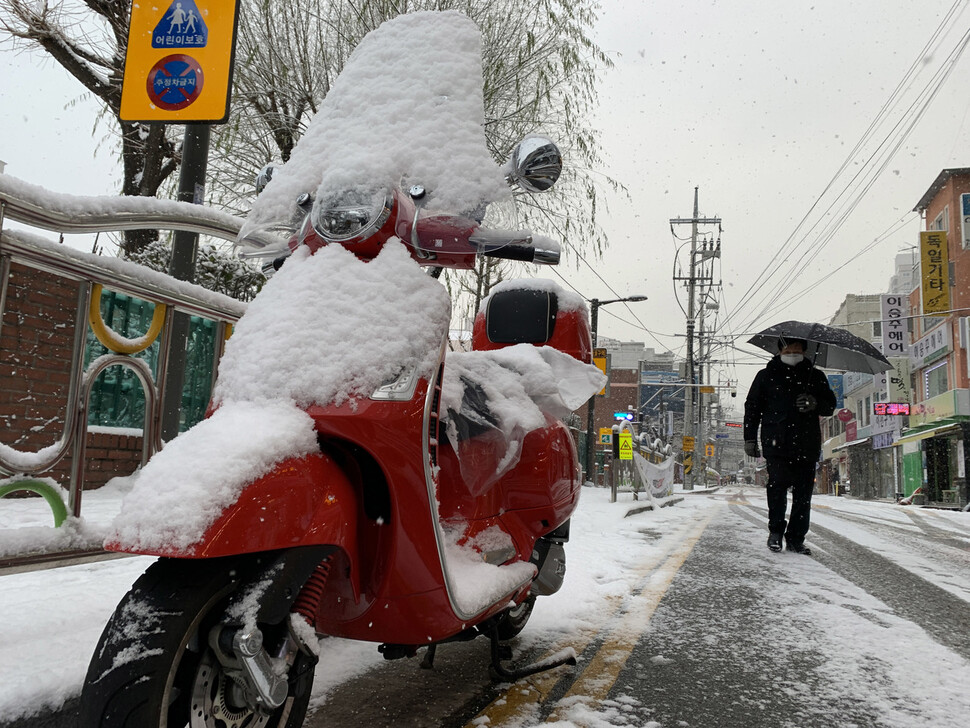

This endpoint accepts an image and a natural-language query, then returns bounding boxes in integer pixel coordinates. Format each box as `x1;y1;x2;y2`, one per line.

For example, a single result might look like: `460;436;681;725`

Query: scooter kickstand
420;643;437;669
487;625;577;682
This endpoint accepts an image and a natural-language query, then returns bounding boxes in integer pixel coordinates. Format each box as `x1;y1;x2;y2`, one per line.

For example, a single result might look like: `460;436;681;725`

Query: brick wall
1;262;143;489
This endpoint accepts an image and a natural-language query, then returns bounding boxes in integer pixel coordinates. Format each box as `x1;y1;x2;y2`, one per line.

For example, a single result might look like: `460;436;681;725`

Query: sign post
124;2;241;438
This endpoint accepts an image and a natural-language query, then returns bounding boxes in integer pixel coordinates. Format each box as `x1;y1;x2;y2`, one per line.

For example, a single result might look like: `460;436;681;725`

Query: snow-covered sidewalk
0;481;710;722
1;484;968;726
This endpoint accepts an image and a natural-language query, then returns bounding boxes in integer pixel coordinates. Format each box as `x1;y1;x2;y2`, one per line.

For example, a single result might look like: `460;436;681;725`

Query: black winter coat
743;356;837;461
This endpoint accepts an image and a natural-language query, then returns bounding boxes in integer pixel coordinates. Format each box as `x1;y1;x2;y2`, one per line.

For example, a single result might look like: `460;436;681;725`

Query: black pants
765;457;816;545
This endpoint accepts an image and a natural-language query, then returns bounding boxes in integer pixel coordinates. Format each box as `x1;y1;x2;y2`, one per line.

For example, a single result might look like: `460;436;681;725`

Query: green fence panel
84;290;216;433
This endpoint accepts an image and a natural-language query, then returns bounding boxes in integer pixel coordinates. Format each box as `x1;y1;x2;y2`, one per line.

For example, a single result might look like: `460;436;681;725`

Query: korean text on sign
919;231;949;316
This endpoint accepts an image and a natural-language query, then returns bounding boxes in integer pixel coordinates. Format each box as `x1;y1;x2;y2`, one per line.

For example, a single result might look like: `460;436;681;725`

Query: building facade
901;168;970;505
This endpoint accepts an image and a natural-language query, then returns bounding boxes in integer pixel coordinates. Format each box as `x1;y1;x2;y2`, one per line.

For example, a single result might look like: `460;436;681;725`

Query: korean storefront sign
909;323;951;369
880;294;908;357
826;374;844;408
962;193;970;250
842;370;871;394
919;231;950;316
886;357;911;401
910;388;970;427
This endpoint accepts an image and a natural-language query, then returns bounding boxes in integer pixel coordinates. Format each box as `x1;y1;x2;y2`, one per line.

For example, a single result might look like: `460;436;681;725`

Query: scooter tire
79;555;316;728
494;596;536;640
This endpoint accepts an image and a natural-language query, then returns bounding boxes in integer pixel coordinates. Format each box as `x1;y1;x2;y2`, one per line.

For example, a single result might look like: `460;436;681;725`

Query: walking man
743;337;837;555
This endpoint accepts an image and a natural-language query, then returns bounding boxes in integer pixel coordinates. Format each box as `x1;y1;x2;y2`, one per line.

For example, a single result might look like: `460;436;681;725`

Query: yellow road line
465;513;714;727
548;512;712;719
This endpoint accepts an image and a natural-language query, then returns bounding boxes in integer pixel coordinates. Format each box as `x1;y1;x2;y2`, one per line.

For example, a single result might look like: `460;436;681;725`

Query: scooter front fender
190;452;360;561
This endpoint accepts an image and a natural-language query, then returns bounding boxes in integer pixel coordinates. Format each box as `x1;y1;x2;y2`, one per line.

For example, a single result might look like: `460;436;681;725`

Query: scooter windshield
237;11;510;253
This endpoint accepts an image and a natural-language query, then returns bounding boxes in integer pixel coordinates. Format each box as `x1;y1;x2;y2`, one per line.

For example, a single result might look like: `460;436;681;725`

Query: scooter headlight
310;188;393;243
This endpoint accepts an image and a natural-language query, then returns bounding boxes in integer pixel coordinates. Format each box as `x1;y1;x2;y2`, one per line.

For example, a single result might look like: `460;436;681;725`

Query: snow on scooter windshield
81;11;605;728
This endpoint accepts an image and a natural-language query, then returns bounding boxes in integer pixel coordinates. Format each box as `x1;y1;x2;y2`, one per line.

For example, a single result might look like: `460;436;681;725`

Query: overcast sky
2;1;970;401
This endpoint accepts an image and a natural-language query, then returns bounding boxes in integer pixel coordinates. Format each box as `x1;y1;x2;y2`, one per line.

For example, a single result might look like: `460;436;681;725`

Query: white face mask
780;353;804;366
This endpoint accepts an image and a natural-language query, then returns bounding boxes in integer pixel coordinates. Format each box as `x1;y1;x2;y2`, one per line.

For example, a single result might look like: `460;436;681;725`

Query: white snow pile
241;10;508;240
442;345;595;432
0;173;251;245
110;242;451;552
440;525;536;615
212;243;450;408
109;401;319;552
0;477;103;558
0;440;64;477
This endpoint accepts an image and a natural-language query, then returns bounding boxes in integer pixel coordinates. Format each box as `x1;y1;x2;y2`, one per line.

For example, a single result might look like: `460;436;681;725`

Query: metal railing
0;176;258;535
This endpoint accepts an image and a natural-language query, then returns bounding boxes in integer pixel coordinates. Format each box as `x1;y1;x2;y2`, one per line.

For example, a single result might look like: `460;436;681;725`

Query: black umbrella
748;320;892;374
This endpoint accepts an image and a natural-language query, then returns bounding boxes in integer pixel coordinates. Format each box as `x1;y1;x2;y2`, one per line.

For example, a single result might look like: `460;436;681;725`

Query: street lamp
584;295;648;483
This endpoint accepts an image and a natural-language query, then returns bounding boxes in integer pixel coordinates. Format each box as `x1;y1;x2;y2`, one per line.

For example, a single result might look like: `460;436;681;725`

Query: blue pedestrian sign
153;0;208;49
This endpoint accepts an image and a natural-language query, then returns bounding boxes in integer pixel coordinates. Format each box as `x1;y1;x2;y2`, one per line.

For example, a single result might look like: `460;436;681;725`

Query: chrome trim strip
421;334;533;622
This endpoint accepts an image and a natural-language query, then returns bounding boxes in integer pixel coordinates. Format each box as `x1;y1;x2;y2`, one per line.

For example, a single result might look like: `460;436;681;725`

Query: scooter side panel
179;453;359;559
308;395;448;599
315;580;531;644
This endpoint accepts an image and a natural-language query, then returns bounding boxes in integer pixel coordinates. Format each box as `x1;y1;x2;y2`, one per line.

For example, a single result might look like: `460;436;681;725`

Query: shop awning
833;437;870;452
893;422;962;446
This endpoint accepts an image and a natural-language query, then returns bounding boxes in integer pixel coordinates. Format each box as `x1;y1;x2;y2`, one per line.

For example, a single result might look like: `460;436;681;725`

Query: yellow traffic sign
684;454;693;474
705;443;715;457
682;436;695;452
618;432;633;460
121;0;240;122
599;428;613;444
700;385;715;394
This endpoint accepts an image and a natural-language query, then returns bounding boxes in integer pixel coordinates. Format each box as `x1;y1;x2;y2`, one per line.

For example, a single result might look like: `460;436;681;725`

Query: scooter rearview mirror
506;136;562;193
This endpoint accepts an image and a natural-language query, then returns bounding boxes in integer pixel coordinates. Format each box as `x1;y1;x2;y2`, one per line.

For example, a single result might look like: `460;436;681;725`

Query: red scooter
80;14;602;728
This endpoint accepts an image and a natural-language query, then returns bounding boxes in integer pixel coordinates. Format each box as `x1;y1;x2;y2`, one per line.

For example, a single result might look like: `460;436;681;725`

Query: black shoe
786;542;812;555
767;533;782;552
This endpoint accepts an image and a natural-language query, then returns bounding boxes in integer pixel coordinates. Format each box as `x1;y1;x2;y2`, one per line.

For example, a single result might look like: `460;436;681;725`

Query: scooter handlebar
468;232;560;265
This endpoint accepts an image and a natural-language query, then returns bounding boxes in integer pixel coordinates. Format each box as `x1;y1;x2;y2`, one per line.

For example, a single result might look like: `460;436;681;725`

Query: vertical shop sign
962;193;970;250
886;357;911;402
826;374;844;408
880;294;908;357
920;231;949;316
593;348;608;396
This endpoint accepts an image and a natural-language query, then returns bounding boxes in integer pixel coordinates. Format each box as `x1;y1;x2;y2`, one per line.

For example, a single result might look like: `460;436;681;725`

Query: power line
740;25;970;331
723;2;970;334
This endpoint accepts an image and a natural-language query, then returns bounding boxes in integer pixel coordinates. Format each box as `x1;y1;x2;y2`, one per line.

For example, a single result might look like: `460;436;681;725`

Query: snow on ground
0;483;706;721
810;494;970;603
0;486;968;725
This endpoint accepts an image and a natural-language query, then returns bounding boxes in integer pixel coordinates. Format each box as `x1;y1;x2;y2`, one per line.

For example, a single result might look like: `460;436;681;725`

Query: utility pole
671;188;721;490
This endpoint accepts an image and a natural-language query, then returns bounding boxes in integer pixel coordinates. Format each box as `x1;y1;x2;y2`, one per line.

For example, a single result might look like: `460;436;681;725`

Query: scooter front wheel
79;556;316;728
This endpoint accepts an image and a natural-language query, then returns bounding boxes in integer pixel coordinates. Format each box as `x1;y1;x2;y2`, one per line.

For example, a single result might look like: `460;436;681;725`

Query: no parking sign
121;0;240;122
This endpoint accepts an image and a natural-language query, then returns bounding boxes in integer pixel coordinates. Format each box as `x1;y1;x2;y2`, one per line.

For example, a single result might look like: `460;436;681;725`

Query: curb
624;496;685;517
